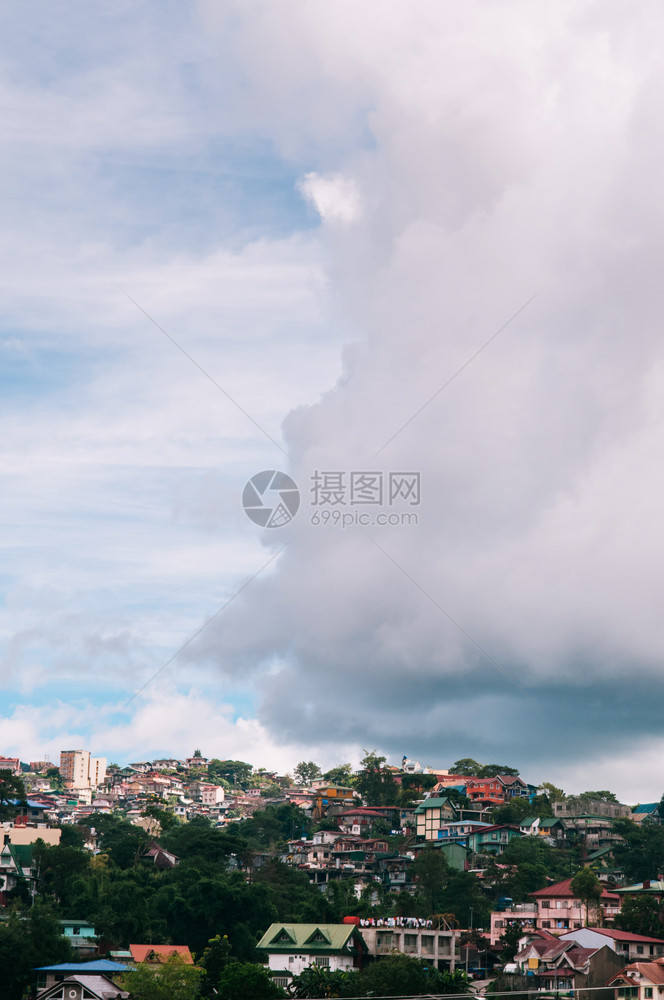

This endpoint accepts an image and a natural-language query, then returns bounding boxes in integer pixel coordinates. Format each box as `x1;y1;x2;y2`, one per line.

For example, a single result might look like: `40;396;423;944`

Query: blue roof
9;798;48;808
34;959;127;972
633;803;659;813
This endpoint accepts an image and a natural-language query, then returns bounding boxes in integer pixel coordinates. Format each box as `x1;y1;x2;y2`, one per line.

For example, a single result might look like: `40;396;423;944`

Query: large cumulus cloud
194;0;664;786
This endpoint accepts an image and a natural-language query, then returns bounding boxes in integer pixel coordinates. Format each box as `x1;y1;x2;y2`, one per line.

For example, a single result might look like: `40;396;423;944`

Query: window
637;946;645;955
314;957;330;968
542;901;551;909
645;988;653;998
274;978;290;988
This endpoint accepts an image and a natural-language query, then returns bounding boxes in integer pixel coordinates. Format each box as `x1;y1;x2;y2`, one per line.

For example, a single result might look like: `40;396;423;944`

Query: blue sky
3;2;664;800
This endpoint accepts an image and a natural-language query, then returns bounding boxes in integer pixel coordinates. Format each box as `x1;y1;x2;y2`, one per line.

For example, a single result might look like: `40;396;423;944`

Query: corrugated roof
256;923;366;953
609;963;664;987
530;877;619;900
129;944;193;963
35;960;127;972
569;927;664;945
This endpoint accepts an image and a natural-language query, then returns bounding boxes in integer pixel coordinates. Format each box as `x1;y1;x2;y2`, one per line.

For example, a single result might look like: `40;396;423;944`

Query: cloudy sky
2;1;664;801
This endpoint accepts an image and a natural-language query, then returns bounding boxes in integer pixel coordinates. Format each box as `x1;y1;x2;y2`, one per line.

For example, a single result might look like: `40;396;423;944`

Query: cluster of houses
4;751;664;998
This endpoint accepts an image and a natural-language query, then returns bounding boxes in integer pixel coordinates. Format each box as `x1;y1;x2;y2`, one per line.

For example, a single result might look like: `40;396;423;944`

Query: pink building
199;783;225;806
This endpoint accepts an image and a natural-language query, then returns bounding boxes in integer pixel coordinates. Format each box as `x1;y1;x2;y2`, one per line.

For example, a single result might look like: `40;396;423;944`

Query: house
415;797;458;840
616;882;664;902
529;877;621;931
335;806;397;836
466;823;522;855
498;775;530;799
143;842;179;869
59;919;98;956
436;820;493;843
410;839;470;873
129;943;193;964
197;782;225;806
519;816;566;842
632;805;662;825
515;937;623;997
608;958;664;1000
256;922;367;990
465;778;506;807
312;785;359;821
34;959;128;997
560;928;664;962
0;839;37;903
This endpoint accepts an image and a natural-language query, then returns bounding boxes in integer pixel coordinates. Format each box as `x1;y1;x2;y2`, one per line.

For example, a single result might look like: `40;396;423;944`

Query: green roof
414;797;454;813
1;843;33;869
257;923;366;954
539;818;562;828
520;816;539;825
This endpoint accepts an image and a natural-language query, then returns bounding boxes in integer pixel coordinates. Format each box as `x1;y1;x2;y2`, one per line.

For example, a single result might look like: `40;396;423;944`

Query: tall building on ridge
60;750;106;790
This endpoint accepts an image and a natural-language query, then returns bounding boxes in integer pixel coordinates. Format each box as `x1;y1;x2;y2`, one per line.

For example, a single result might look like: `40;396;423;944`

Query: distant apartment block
60;750;107;790
0;757;21;776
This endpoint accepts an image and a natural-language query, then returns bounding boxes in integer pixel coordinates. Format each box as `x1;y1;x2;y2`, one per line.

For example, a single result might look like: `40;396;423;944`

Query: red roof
569;927;664;945
609;963;664;987
529;878;619;901
129;944;193;964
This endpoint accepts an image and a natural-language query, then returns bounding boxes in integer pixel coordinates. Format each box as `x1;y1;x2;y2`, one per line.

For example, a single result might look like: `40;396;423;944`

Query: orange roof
129;944;193;964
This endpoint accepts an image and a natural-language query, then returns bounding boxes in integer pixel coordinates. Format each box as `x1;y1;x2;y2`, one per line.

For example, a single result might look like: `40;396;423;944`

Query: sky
1;1;664;802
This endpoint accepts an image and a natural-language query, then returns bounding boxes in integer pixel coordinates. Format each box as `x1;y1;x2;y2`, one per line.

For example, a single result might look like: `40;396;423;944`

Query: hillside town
3;750;664;998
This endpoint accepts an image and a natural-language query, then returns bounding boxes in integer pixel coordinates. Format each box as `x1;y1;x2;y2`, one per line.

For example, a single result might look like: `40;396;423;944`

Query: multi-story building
360;923;461;970
0;757;21;776
529;877;621;932
59;750;107;791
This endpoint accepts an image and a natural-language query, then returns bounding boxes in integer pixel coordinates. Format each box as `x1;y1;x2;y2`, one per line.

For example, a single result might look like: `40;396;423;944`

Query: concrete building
359;923;460;970
60;751;107;791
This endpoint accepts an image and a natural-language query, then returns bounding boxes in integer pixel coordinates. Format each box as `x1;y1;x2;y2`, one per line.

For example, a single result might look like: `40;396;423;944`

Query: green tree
613;819;664;883
491;798;532;825
208;759;253;788
412;845;449;914
499;920;523;962
199;934;232;997
479;764;520;778
616;895;664;937
0;904;73;1000
119;953;203;999
0;769;27;819
540;781;565;802
439;870;490;929
216;961;286;1000
359;954;471;997
45;766;65;792
290;964;357;997
355;750;397;806
450;758;482;776
294;761;323;786
571;868;602;926
323;764;354;786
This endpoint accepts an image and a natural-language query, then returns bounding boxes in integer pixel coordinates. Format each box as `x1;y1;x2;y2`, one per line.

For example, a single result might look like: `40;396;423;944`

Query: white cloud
298;172;361;225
